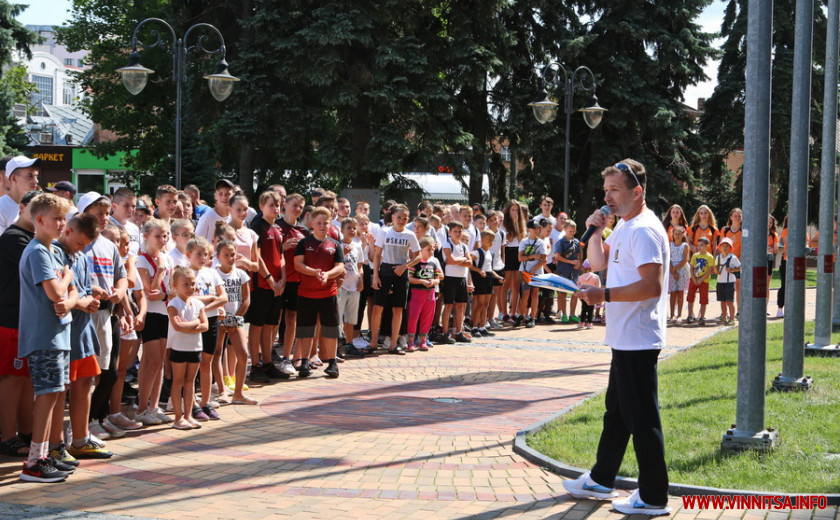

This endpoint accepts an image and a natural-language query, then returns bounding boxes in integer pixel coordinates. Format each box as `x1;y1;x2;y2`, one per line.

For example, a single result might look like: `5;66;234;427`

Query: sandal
232;396;258;405
0;436;29;457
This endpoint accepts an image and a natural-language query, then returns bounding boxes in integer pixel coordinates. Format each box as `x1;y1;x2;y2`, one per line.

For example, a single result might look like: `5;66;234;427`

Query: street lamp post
528;63;606;213
117;18;240;189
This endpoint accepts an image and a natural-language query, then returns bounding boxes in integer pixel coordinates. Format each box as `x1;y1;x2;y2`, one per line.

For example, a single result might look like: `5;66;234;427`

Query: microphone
580;205;611;245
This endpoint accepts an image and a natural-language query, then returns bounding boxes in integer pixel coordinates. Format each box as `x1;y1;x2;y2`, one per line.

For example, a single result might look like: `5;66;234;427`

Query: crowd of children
0;153;791;484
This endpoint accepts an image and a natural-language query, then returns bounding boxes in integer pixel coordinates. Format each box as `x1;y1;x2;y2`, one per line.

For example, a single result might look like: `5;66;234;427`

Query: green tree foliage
0;1;38;154
700;0;827;221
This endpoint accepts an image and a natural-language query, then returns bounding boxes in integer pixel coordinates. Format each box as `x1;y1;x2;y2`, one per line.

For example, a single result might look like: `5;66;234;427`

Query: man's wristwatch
604;288;611;302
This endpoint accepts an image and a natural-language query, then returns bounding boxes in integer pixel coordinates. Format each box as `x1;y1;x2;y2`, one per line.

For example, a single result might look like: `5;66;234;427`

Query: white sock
26;440;47;465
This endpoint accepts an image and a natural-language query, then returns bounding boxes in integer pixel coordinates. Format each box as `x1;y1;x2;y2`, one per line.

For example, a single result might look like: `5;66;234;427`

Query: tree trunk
239;144;254;200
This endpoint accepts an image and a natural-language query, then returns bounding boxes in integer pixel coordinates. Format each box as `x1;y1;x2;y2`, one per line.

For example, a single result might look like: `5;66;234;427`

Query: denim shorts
27;349;70;396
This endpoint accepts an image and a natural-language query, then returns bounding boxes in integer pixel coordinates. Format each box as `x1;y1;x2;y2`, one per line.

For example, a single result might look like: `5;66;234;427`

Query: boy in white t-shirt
442;222;473;343
515;219;547;328
714;237;740;325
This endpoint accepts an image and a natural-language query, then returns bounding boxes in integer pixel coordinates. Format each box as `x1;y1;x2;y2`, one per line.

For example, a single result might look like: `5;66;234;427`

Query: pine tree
0;1;38;154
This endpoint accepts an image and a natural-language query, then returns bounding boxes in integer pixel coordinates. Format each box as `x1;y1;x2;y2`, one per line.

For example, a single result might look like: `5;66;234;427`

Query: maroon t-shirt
294;235;344;299
278;218;308;283
251;217;284;291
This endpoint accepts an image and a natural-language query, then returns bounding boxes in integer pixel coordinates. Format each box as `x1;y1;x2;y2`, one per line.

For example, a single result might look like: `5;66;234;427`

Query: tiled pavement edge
1;288;835;519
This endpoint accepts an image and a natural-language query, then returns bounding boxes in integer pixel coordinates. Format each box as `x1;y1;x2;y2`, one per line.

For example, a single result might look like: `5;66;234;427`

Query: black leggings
777;259;786;307
580;302;594;323
90;314;120;421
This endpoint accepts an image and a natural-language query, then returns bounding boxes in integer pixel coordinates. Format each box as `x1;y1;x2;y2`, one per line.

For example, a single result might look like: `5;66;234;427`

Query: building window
31;75;54;106
77;59;84;67
64;58;73;66
63;82;76;105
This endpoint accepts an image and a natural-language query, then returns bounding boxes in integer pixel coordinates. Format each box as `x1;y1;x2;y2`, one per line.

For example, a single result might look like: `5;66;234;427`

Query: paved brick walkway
0;288;835;519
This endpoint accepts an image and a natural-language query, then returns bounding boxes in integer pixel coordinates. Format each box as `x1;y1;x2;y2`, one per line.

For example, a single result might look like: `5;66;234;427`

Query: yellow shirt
690;251;714;281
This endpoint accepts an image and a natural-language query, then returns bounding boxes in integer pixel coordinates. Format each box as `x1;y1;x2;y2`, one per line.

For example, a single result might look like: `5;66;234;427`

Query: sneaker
48;454;76;473
560;314;569;323
503;314;514;324
352;336;371;349
201;405;221;420
698;318;706;326
108;413;143;431
513;315;524;327
454;332;472;343
248;365;270;384
776;308;784;318
280;359;298;375
20;459;70;483
264;362;289;380
612;489;672;516
344;345;367;357
569;315;580;323
192;406;210;421
324;360;339;378
439;333;456;345
100;417;126;438
586;323;594;329
480;328;495;337
416;341;430;351
88;434;107;448
387;346;407;355
542;315;557;324
154;407;173;424
525;318;536;328
405;344;418;352
562;472;619;500
297;359;312;378
68;440;113;459
685;316;695;324
49;442;79;467
397;335;408;349
88;420;110;440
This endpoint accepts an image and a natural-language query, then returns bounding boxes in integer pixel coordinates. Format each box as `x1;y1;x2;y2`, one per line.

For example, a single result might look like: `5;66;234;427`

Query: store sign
26;145;73;172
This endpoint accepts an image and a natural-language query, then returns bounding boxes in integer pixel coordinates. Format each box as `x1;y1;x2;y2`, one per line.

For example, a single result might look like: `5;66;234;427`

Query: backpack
472;248;493;270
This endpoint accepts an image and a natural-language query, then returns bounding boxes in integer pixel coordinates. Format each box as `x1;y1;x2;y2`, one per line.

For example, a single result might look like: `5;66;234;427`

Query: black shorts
767;255;775;277
201;316;218;355
169;349;201;363
374;275;409;308
280;281;300;312
443;276;468;304
473;274;494;295
504;246;521;271
245;286;283;326
493;270;505;287
717;282;735;302
296;295;340;339
143;312;169;343
360;264;373;298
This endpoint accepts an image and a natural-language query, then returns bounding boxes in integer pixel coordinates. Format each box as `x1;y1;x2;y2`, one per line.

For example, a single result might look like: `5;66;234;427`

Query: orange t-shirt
719;226;742;259
690;224;718;252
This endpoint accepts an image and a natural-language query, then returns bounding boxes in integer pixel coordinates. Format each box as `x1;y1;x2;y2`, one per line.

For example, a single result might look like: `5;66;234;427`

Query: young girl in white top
186;237;227;421
215;240;256;404
668;226;690;324
228;195;260;273
135;218;175;426
166;266;208;430
169;219;195;268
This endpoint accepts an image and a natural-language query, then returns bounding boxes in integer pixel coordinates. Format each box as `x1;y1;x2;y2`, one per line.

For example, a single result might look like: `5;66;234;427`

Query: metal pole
774;0;814;389
808;0;840;354
721;0;777;450
174;38;184;190
563;78;571;214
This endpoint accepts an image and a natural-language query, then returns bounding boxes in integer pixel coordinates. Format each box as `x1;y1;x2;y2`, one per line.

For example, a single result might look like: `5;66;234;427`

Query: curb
512;319;840;506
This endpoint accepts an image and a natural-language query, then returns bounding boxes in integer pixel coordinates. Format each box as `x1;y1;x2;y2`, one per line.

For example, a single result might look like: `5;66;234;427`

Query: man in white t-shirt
569;159;671;516
0;155;41;235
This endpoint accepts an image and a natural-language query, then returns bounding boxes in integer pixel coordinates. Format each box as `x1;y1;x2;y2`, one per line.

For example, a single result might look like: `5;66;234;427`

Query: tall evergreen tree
0;1;38;154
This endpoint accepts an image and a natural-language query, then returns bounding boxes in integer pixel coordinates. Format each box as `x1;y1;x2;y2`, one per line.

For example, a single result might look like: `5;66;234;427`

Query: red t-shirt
294;235;344;299
278;218;309;283
251;217;284;291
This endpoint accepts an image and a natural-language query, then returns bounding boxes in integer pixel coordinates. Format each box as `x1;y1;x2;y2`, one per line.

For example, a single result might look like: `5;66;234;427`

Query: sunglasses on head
614;162;641;188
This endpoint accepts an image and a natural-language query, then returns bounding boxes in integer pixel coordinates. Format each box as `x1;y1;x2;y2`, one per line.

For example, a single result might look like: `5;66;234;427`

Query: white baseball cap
76;191;111;214
4;155;40;178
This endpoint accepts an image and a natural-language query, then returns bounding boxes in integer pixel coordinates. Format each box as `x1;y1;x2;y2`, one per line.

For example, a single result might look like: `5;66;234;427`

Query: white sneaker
397;335;408;348
776;308;784;318
165;397;175;413
88;420;111;440
88;433;107;448
612;489;672;516
109;413;143;431
562;472;619;500
154;407;173;423
100;417;127;438
207;400;221;409
280;359;297;375
352;337;370;349
136;409;163;426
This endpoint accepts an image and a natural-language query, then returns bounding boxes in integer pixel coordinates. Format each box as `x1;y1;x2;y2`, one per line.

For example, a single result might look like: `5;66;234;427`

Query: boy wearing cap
47;181;78;216
714;237;740;325
0;190;41;458
77;192;129;439
0;155;41;234
686;236;714;326
195;179;234;242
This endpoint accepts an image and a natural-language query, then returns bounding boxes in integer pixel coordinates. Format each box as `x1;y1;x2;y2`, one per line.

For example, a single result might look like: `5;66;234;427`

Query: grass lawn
527;321;840;493
706;267;817;291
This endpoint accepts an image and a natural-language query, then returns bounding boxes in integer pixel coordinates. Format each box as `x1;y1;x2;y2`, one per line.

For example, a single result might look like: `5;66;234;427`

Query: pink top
577;272;601;288
234;227;258;265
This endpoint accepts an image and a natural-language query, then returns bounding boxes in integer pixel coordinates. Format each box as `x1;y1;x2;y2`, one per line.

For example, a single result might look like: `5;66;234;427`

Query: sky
17;0;725;108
